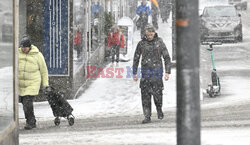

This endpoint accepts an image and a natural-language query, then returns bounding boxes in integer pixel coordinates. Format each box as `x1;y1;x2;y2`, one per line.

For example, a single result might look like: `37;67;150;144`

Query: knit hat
20;36;31;47
145;25;155;32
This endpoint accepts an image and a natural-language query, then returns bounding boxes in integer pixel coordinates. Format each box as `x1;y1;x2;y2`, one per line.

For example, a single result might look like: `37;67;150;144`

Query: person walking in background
136;0;151;39
150;0;160;29
133;25;171;124
107;24;125;67
19;35;50;130
159;0;171;23
74;25;82;60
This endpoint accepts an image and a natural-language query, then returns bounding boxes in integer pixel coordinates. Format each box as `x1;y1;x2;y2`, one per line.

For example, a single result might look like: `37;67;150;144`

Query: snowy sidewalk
19;15;250;145
19;20;176;121
19;126;250;145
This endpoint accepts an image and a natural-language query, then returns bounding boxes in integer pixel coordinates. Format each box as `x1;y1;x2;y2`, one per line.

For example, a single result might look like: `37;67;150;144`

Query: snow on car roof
204;5;234;8
199;1;232;14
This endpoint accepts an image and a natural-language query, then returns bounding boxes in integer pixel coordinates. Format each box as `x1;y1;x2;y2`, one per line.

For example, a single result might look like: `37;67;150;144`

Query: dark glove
43;86;52;94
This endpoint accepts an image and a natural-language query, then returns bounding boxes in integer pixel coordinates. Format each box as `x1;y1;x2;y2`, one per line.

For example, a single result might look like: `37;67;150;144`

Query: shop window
73;0;86;63
90;1;104;53
0;0;14;133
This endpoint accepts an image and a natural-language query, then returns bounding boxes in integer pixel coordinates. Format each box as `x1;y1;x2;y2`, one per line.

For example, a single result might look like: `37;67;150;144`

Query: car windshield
203;6;237;17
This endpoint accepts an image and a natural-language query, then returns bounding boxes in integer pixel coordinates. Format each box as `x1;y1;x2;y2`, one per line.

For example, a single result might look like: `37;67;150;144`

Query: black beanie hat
20;36;31;47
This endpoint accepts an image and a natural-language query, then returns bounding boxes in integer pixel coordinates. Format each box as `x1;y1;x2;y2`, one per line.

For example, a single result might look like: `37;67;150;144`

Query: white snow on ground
18;17;176;121
19;127;250;145
202;76;250;109
17;11;250;144
201;127;250;145
20;128;177;145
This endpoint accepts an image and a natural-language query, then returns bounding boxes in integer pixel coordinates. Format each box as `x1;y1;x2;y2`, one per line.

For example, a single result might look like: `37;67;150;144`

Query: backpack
140;5;150;17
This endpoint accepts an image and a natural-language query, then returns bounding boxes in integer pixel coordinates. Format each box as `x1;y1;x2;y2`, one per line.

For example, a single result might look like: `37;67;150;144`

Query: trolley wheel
68;115;74;126
54;117;60;126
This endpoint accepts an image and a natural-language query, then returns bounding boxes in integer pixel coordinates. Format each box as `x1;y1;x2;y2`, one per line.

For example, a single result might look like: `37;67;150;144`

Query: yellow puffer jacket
18;45;49;96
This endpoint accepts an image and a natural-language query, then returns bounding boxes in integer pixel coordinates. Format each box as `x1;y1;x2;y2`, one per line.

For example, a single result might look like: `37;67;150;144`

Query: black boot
142;117;151;124
24;123;36;130
157;107;164;120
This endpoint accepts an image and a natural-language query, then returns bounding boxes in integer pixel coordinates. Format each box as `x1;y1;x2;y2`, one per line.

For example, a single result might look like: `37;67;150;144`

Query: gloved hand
43;86;52;94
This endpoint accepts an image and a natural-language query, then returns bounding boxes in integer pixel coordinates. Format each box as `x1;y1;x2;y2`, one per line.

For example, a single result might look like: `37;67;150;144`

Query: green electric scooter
202;42;222;97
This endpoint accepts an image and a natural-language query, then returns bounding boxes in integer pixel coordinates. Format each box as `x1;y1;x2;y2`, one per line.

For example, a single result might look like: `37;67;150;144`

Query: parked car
200;5;242;43
2;11;12;42
228;0;247;10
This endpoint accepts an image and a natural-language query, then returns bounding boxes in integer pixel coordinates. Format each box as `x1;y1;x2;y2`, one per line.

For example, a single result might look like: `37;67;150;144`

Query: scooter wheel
54;117;60;126
207;86;215;98
209;93;215;98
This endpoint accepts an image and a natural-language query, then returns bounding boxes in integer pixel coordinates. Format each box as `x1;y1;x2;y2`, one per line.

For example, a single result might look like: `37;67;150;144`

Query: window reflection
0;1;14;133
90;1;104;53
73;0;86;64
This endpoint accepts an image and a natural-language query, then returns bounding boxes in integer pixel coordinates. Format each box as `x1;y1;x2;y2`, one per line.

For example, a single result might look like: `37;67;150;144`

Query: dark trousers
140;79;163;118
152;15;158;29
140;22;148;39
111;45;120;63
20;95;36;125
140;16;148;39
74;44;82;58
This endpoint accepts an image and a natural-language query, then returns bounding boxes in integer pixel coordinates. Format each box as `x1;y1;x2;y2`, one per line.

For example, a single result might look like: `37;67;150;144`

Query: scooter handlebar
201;42;222;46
201;42;222;51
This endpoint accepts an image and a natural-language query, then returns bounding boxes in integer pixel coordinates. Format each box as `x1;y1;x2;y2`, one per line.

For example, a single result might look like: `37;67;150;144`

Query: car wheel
235;29;243;42
238;34;243;42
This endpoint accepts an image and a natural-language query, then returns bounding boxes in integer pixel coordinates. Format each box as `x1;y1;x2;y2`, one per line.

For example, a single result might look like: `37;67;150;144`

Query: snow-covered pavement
18;9;250;145
19;17;176;121
19;126;250;145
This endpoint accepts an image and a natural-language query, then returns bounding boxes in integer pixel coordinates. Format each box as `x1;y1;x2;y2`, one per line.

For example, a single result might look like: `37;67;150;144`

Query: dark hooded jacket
133;33;171;79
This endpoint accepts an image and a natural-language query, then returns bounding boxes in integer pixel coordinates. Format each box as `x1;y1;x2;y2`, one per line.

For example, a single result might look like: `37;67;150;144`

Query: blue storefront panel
43;0;69;76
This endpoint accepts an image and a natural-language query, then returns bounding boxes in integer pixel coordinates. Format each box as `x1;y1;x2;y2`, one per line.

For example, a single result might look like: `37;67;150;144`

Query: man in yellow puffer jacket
19;36;49;130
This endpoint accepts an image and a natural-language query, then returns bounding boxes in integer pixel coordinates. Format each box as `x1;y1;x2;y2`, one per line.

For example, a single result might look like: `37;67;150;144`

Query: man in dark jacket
133;25;171;124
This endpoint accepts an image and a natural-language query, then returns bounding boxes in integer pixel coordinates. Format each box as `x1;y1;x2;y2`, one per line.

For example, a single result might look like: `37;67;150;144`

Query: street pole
176;0;200;145
172;0;176;61
119;0;122;17
110;0;113;16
